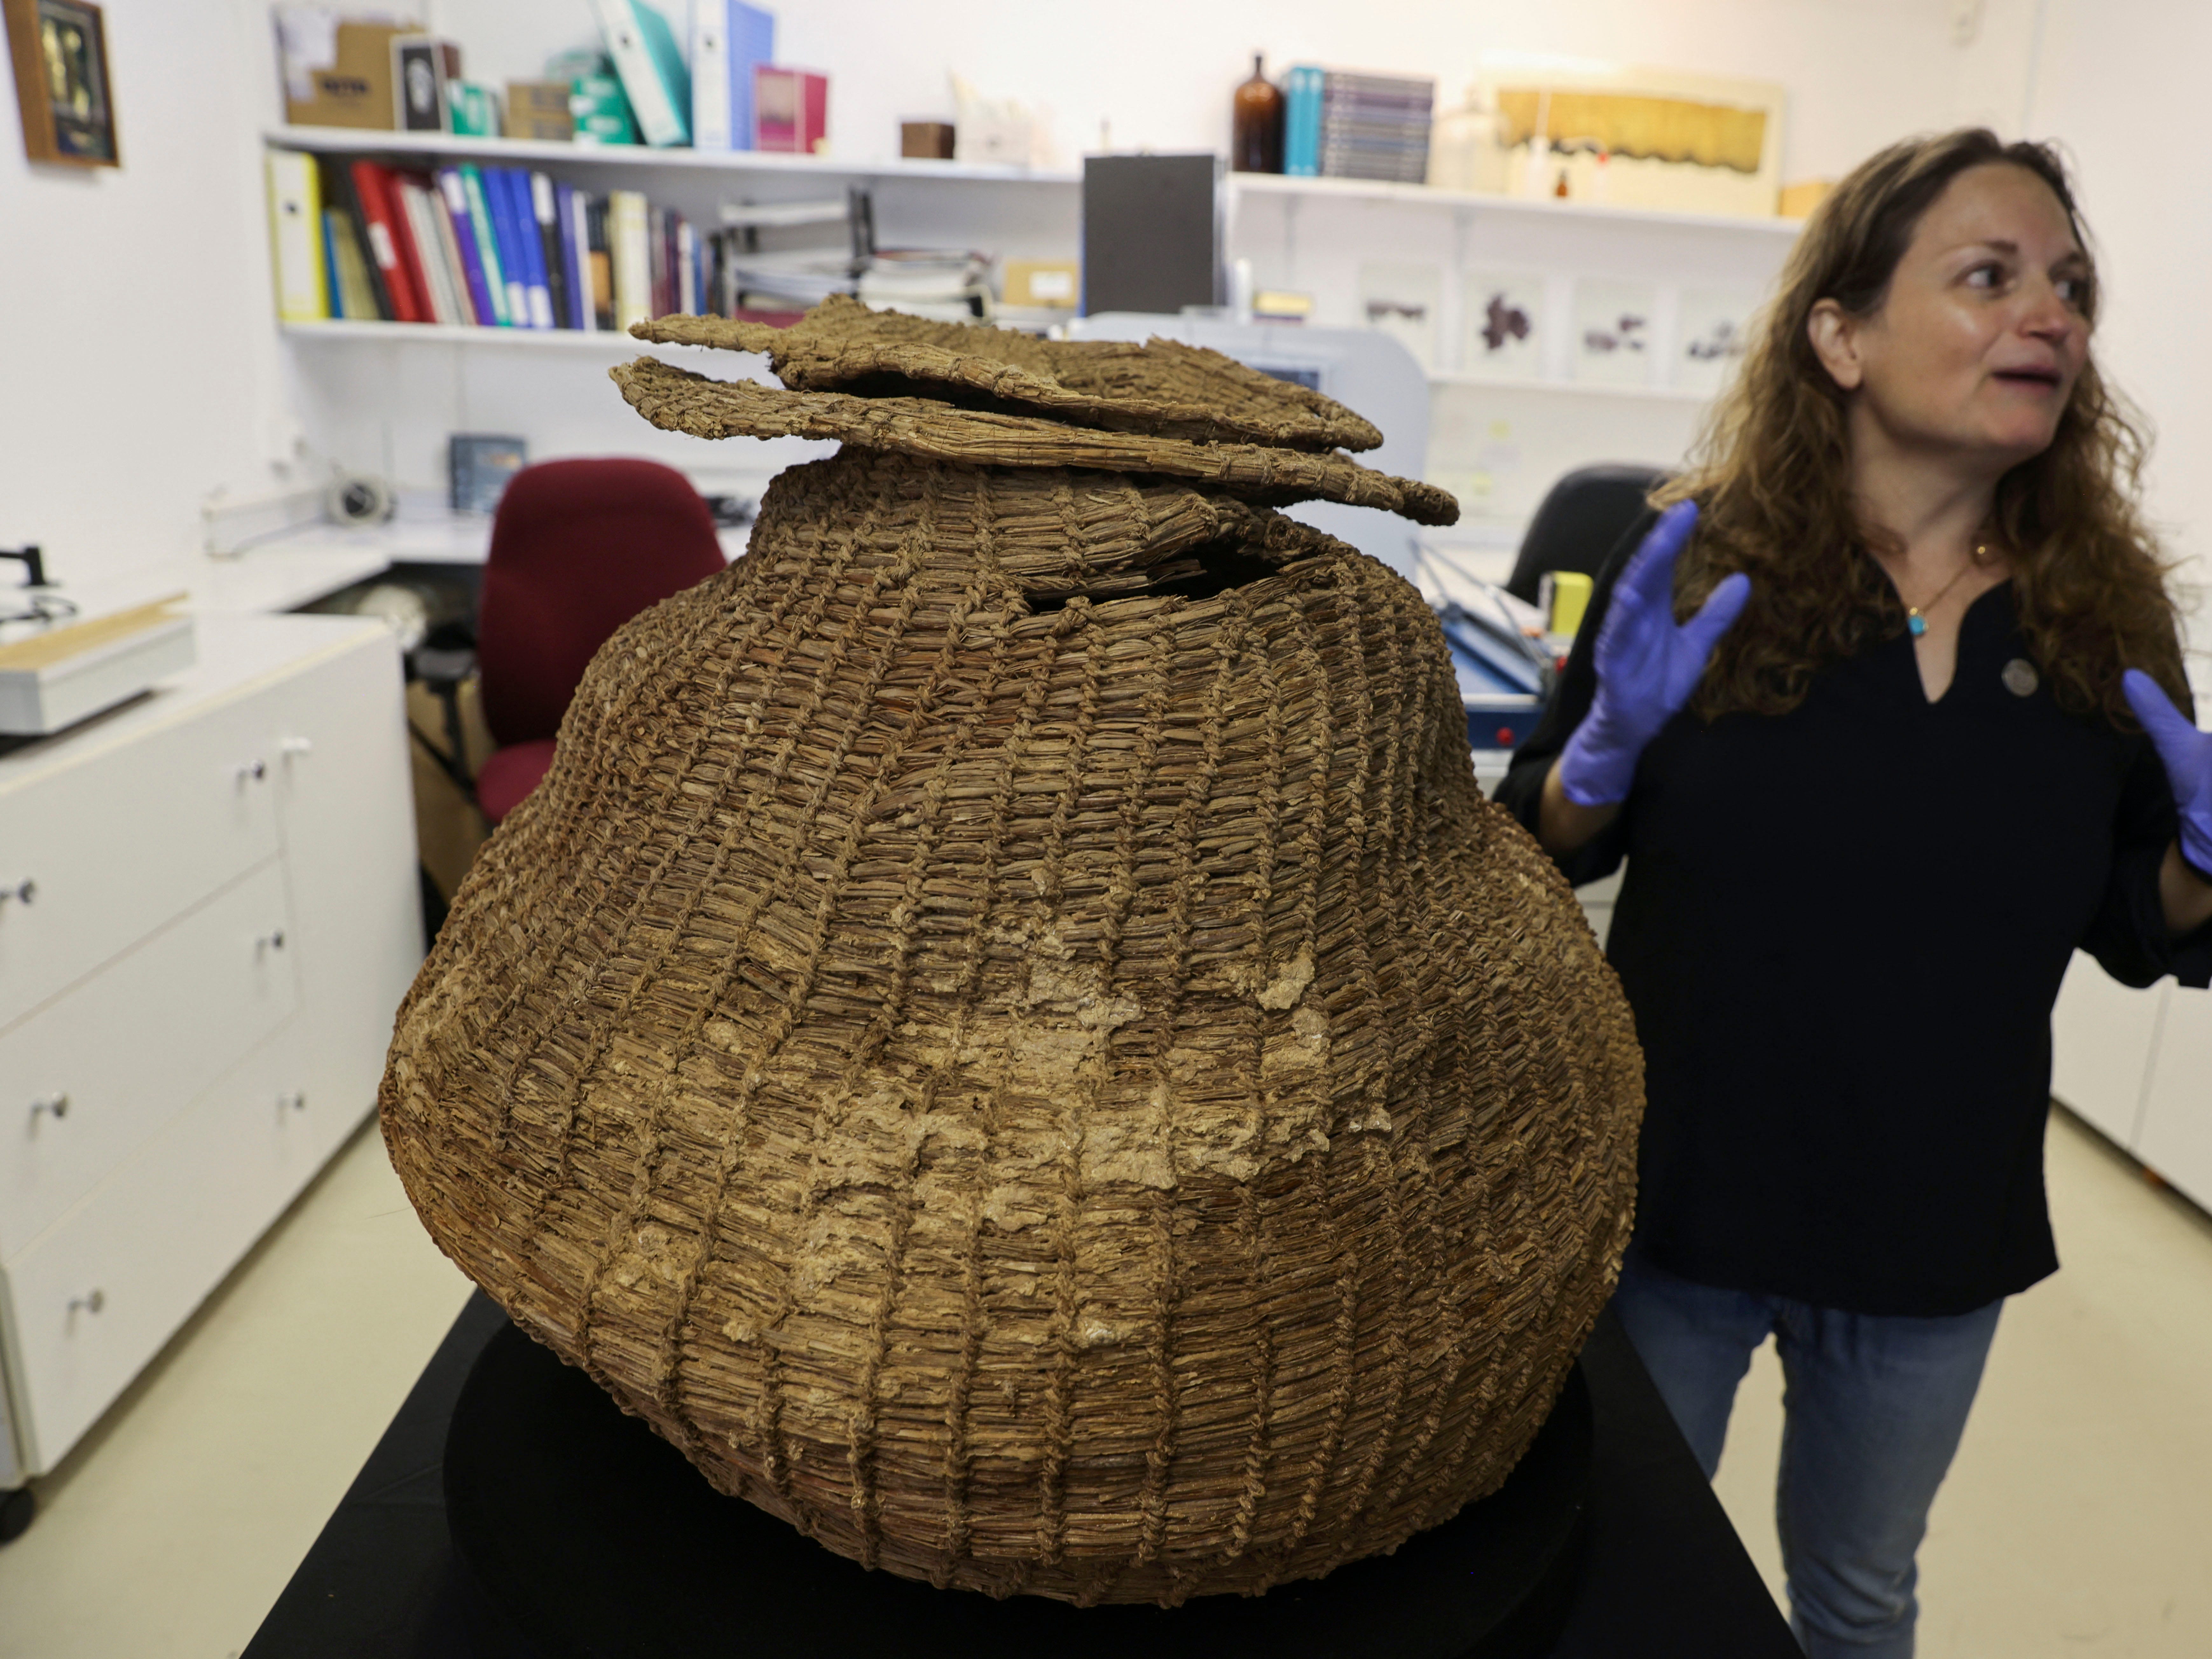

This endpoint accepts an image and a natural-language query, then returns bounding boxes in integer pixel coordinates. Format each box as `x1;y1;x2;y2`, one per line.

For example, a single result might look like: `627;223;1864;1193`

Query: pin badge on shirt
2002;659;2040;698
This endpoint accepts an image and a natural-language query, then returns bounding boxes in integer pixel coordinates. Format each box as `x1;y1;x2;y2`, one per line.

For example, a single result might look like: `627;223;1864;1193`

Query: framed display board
5;0;119;167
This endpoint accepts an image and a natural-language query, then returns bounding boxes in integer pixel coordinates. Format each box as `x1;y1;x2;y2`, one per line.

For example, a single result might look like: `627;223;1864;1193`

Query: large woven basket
381;303;1643;1607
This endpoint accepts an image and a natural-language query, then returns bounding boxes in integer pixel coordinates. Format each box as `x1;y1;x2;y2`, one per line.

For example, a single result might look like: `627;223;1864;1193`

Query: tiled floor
1713;1108;2212;1656
0;1116;472;1659
0;1106;2205;1657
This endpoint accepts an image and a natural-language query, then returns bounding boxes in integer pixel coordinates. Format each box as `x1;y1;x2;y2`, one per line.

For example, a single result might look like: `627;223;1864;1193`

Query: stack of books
268;150;726;334
1284;68;1436;184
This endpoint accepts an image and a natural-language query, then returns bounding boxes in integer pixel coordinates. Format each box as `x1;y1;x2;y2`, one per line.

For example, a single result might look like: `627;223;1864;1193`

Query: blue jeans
1610;1249;2002;1659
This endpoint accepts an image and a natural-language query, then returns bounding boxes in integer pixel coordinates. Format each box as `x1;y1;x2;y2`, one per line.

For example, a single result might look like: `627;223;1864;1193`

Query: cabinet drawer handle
68;1289;104;1318
257;929;286;953
237;759;267;784
278;1091;307;1114
0;879;33;907
281;736;314;758
29;1091;68;1124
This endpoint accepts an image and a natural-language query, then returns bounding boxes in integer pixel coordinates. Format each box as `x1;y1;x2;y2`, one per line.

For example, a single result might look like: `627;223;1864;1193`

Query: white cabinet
0;615;421;1479
0;688;281;1028
2049;948;2212;1214
2136;990;2212;1213
0;861;298;1259
2049;951;2166;1149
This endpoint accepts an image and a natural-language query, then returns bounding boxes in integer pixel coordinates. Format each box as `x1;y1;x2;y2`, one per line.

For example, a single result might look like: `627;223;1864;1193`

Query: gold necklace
1905;543;1991;638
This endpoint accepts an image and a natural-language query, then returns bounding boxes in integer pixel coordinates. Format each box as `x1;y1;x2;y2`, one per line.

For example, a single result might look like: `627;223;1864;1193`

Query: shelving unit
1424;369;1712;404
264;122;1801;534
265;125;1083;187
1224;170;1804;239
1216;170;1800;528
262;126;1078;498
282;320;696;351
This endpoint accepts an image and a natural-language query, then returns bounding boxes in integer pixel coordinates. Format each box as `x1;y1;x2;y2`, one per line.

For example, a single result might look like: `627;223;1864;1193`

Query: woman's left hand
2123;669;2212;890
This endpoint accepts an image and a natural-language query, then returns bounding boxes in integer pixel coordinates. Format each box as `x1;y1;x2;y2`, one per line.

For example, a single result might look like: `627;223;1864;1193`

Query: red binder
350;160;427;323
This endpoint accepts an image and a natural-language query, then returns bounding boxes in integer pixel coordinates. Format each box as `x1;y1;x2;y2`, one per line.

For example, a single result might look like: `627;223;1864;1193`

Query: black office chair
1504;464;1670;606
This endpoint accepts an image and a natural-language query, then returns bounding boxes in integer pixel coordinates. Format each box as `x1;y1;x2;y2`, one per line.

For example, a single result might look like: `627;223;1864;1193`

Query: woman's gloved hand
2123;668;2212;880
1558;501;1753;807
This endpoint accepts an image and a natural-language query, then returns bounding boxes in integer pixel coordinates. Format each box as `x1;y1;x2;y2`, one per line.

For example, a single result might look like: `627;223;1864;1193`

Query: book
350;160;426;322
457;165;512;326
647;204;668;319
1284;66;1323;177
691;0;774;152
486;169;529;326
586;196;615;329
393;177;453;323
374;159;442;322
419;179;479;325
323;207;379;319
509;169;547;326
677;215;698;315
609;189;651;330
556;182;593;329
530;173;572;331
320;210;343;316
519;173;555;328
587;0;691;148
753;66;826;154
266;150;327;321
437;167;501;326
322;159;393;319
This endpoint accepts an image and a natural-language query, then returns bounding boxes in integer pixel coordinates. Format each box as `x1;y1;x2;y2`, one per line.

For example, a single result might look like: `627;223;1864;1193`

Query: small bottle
1232;53;1284;174
1553;143;1570;198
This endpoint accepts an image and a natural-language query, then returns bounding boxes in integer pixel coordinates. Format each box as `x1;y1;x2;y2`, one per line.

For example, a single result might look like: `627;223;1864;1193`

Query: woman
1497;129;2212;1659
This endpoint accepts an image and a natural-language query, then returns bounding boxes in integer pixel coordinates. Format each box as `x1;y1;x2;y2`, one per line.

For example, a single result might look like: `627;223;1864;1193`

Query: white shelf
265;125;1081;186
1426;369;1712;403
1226;171;1803;238
281;320;706;350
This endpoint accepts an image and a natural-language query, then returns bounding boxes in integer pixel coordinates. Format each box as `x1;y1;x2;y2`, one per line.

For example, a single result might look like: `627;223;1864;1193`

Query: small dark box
450;434;528;515
900;120;955;160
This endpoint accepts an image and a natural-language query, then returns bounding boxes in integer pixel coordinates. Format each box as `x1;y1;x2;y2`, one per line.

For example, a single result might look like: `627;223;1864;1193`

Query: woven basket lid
610;357;1459;526
382;444;1642;1608
631;294;1383;452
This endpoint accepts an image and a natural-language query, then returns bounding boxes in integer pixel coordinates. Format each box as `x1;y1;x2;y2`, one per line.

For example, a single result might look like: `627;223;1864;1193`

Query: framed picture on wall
4;0;119;167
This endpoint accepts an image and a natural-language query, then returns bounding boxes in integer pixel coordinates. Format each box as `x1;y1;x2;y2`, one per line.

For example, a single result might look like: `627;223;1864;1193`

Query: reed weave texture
382;304;1643;1607
632;293;1382;452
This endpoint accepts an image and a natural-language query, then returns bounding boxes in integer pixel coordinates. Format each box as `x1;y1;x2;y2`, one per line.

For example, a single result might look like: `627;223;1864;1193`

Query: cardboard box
285;20;413;130
900;120;955;160
506;80;575;142
1002;259;1078;309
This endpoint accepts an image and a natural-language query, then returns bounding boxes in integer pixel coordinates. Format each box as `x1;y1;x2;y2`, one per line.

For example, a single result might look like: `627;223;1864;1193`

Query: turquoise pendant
1907;610;1927;637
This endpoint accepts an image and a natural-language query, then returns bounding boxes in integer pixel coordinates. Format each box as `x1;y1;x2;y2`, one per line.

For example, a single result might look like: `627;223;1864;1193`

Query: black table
243;1294;1799;1658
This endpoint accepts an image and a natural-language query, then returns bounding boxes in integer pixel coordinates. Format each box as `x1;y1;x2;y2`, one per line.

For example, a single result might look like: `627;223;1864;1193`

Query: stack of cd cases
1284;68;1436;184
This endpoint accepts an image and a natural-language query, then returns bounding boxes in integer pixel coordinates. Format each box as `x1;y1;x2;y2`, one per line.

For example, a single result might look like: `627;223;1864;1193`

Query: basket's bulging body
381;307;1643;1607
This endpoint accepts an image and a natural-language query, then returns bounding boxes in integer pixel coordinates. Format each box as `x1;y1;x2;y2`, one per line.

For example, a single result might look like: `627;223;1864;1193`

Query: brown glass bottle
1232;53;1284;174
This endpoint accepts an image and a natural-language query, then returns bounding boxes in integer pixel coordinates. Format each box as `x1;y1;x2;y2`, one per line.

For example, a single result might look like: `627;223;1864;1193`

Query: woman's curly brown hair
1661;127;2190;723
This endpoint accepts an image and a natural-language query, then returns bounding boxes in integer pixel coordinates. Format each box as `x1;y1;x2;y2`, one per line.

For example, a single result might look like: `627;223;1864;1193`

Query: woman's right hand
1556;501;1752;807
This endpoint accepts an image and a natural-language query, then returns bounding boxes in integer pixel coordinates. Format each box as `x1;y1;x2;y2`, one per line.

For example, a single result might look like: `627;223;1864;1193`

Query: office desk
242;1295;1798;1659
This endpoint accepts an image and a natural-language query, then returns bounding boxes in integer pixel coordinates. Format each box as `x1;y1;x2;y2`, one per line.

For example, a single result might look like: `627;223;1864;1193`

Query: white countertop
12;513;755;633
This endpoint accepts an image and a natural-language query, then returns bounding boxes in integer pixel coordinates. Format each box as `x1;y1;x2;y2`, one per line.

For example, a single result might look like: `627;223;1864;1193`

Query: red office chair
470;458;726;825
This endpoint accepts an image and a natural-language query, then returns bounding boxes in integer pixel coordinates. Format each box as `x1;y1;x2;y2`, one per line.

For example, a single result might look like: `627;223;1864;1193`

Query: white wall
0;0;299;588
1976;0;2212;659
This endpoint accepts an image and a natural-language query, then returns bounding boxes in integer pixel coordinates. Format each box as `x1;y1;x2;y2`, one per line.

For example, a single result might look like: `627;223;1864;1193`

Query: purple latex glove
2123;668;2212;880
1558;501;1752;808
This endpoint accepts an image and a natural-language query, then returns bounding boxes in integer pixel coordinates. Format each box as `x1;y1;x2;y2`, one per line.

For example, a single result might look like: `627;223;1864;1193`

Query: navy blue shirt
1496;515;2212;1317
